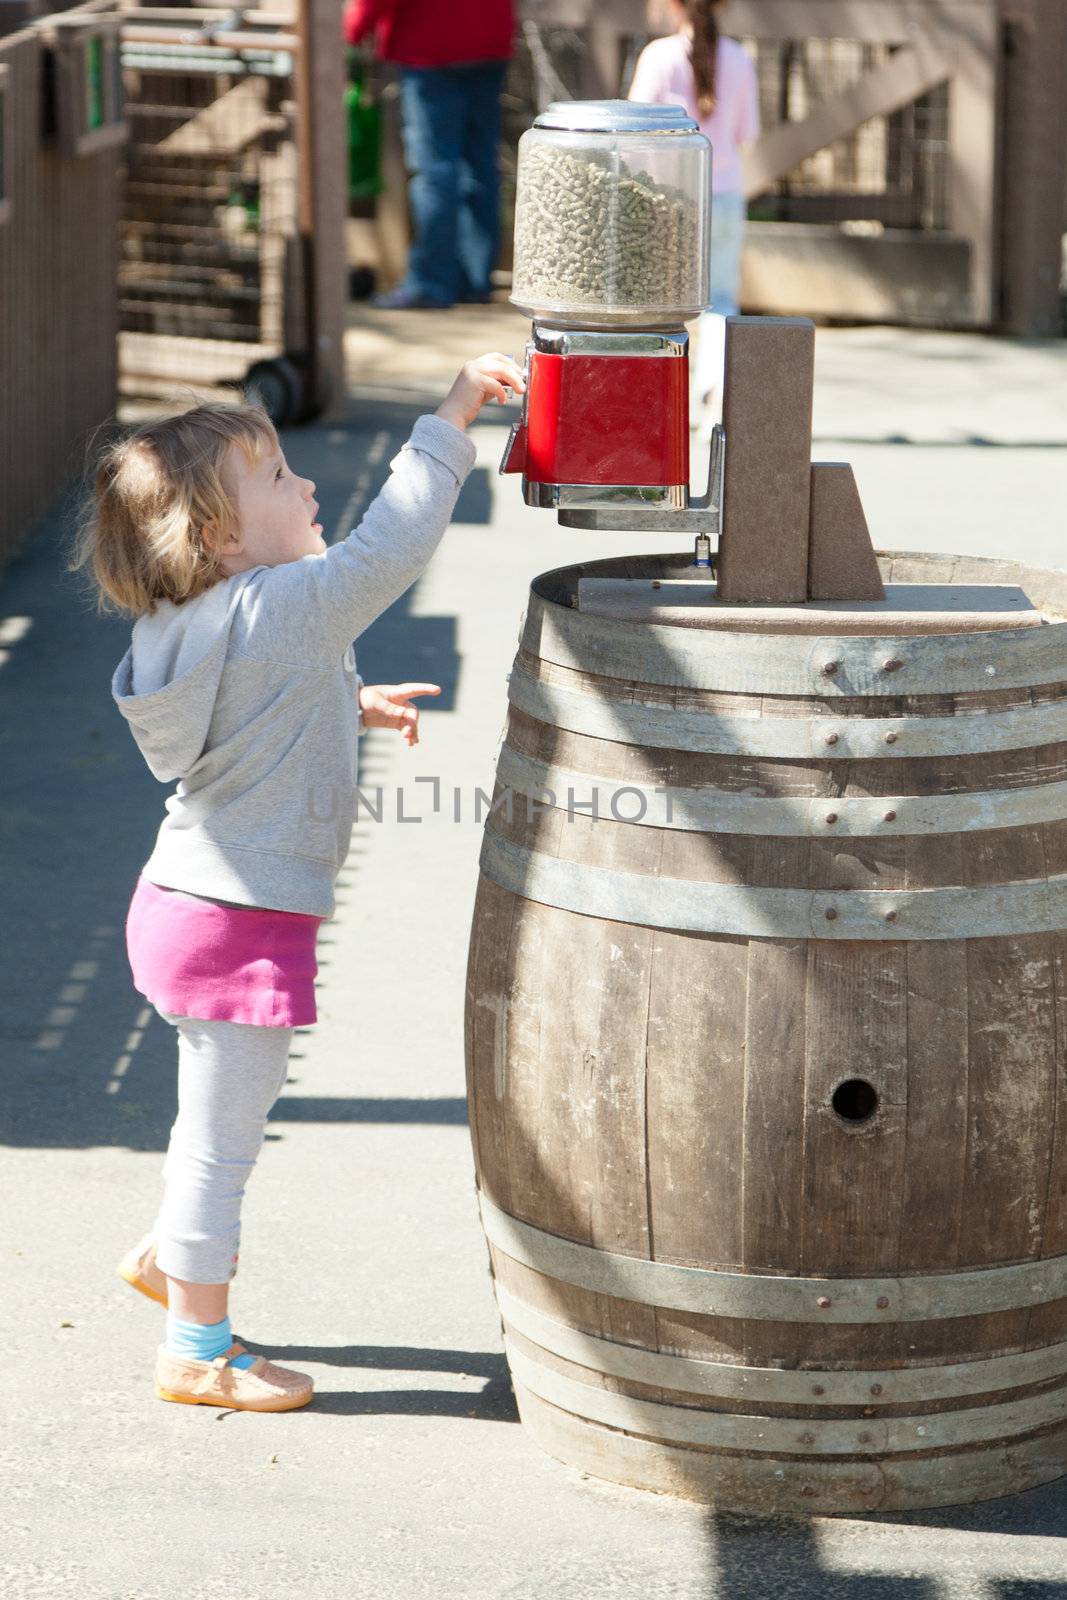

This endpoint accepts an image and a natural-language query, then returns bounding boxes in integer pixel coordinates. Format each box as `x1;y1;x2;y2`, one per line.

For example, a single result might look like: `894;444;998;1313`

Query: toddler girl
629;0;761;418
70;352;524;1411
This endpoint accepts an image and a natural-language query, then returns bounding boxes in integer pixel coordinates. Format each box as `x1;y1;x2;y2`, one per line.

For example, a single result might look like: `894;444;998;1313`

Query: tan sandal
117;1237;240;1308
116;1236;169;1308
155;1341;313;1412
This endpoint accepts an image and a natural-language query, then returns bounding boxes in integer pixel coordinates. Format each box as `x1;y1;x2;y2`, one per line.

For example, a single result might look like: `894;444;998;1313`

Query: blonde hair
68;401;277;619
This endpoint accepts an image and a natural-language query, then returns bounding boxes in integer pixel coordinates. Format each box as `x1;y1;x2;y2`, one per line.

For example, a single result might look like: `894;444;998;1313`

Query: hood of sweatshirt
111;571;259;783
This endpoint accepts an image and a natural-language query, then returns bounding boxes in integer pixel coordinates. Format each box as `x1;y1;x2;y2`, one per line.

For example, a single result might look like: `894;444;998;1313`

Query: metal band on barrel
495;744;1067;839
479;1193;1067;1323
505;1344;1067;1456
507;666;1067;760
479;828;1066;943
523;594;1067;697
496;1286;1067;1407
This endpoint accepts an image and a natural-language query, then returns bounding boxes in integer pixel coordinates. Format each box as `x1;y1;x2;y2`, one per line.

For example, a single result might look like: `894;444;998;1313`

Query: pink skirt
125;872;324;1028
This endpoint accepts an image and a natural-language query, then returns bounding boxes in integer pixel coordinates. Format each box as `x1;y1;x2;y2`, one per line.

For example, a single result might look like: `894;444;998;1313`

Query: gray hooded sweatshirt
111;414;476;918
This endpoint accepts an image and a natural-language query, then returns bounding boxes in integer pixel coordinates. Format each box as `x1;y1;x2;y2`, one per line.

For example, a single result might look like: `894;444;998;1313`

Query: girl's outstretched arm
235;355;523;668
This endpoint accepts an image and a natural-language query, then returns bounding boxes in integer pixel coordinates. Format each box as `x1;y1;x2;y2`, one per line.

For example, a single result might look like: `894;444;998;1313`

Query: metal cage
118;0;344;422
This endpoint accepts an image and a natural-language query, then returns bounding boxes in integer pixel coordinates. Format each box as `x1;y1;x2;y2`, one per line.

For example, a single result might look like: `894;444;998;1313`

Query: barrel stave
960;805;1058;1281
901;934;970;1270
464;875;517;1214
1030;1297;1067;1345
799;940;911;1272
646;925;748;1270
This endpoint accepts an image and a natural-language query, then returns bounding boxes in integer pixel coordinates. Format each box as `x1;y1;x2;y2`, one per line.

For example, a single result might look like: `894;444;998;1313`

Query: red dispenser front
501;327;690;511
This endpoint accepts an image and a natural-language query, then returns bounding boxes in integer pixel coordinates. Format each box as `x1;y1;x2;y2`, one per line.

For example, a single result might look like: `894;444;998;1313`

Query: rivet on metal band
495;1285;1067;1407
525;593;1067;697
479;827;1067;944
506;1343;1067;1457
506;666;1067;761
494;745;1067;840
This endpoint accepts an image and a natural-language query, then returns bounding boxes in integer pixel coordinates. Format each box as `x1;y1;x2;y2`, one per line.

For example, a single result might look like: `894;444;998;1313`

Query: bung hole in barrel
831;1078;879;1124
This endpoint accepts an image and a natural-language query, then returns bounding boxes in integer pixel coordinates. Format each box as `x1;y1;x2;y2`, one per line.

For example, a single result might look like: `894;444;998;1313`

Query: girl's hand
358;682;441;746
436;353;525;431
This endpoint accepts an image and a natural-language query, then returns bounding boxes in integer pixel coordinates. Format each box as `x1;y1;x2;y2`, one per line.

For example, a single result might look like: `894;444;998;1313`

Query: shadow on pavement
705;1512;939;1598
993;1586;1067;1598
294;1381;517;1421
241;1340;518;1421
268;1095;468;1125
703;1492;1067;1595
700;1484;1067;1587
863;1476;1067;1538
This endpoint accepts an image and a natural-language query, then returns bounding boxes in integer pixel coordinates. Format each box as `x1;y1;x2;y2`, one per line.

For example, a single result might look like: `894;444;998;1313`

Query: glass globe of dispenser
511;101;711;329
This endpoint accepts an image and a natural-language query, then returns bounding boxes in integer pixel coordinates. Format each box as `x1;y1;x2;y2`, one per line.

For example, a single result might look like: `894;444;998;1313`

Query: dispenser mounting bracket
558;425;723;537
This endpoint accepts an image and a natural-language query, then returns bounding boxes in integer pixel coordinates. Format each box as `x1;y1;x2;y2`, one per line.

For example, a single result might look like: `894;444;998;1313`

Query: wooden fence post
945;1;1000;326
998;0;1067;335
295;0;346;415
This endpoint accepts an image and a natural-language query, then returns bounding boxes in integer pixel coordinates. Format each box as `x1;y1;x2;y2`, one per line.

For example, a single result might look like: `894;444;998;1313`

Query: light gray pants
152;1008;294;1284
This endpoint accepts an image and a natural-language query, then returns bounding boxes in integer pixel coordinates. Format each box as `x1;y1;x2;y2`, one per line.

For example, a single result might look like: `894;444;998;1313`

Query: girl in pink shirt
629;0;761;414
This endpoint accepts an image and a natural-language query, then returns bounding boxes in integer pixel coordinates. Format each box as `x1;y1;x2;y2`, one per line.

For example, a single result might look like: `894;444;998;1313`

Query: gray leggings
152;1008;294;1284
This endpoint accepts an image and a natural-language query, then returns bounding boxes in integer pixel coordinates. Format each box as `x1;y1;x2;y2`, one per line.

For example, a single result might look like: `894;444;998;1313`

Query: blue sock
164;1313;255;1370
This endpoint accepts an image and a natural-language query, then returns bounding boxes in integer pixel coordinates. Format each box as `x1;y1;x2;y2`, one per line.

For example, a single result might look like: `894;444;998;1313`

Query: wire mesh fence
117;2;330;423
505;22;952;240
745;37;950;231
120;72;297;345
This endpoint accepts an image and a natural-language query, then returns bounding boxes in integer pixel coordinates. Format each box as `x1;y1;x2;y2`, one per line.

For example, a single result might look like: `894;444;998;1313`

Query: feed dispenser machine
502;100;885;606
503;101;708;519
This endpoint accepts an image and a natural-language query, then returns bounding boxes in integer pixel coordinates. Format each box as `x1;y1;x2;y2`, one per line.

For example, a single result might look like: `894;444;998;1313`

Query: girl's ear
201;520;241;556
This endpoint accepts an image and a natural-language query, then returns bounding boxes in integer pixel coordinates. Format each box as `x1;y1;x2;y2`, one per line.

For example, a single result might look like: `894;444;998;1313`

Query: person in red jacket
346;0;515;309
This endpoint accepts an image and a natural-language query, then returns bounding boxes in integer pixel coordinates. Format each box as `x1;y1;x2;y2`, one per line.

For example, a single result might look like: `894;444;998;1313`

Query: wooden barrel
464;550;1067;1514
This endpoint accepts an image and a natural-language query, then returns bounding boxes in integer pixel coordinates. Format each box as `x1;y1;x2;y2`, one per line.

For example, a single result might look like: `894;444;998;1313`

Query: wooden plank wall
0;17;119;569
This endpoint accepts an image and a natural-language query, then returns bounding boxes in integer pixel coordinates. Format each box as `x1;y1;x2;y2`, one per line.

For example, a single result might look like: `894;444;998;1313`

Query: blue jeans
708;189;747;317
398;61;507;304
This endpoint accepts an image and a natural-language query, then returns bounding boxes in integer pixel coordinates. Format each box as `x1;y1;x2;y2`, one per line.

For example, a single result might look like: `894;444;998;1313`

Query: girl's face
213;441;324;574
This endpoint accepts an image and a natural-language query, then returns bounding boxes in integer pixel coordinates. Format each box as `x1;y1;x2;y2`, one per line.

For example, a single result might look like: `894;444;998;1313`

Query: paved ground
2;313;1067;1598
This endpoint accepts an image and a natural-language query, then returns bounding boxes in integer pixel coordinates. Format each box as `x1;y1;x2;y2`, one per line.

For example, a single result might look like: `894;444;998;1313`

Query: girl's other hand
358;682;441;746
436;354;525;431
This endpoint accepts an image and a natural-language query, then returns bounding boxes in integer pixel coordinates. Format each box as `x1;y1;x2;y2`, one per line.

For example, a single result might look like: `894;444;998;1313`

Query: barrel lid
533;99;701;135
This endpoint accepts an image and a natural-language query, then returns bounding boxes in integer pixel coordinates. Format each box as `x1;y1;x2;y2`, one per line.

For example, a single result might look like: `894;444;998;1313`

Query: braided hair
683;0;721;116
